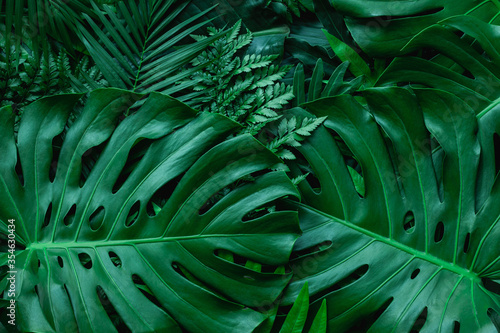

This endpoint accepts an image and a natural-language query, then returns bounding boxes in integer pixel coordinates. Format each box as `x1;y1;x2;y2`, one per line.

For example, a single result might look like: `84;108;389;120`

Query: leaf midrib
298;202;481;282
27;233;263;250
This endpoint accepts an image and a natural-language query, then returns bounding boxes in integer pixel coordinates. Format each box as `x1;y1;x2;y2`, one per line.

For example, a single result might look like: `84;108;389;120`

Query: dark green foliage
183;21;294;134
74;0;223;96
0;39;104;109
2;0;500;332
0;89;300;332
266;0;314;22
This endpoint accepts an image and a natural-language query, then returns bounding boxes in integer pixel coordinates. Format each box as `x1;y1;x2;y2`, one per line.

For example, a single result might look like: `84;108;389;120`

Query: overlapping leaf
378;16;500;112
283;87;500;332
75;0;222;97
0;89;301;332
330;0;500;56
0;0;101;63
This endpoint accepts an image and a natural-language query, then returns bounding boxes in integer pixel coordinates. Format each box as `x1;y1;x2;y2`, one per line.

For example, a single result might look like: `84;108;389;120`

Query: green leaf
308;59;324;102
293;63;306;107
347;165;365;197
0;0;95;62
378;16;500;111
0;89;301;332
284;87;500;332
279;282;309;333
312;0;350;44
75;0;222;96
323;29;372;84
309;299;327;333
331;0;500;56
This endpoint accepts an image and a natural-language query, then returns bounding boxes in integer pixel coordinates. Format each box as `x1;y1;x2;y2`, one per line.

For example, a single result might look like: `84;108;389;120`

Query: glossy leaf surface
0;89;300;332
330;0;500;56
284;87;500;332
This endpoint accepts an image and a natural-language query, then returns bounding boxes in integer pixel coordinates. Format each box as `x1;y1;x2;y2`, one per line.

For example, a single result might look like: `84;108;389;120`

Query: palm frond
0;0;98;65
76;0;224;97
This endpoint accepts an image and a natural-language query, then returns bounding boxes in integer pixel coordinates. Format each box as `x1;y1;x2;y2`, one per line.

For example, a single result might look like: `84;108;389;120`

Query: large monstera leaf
329;0;500;56
378;16;500;110
283;87;500;332
0;89;301;332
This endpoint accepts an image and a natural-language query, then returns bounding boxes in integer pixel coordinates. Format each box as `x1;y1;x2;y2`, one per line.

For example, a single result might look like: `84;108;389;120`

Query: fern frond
0;40;103;108
266;115;327;159
180;21;293;133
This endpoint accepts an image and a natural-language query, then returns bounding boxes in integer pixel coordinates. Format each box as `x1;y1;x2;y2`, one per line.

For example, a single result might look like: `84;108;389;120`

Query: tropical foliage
1;0;500;332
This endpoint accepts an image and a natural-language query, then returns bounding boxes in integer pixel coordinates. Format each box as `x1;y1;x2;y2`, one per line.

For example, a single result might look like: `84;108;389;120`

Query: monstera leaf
330;0;500;56
283;87;500;332
0;89;301;332
378;16;500;110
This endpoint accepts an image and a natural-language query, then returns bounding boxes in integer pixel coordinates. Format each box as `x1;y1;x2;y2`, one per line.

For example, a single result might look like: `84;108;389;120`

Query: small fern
182;21;294;135
266;115;327;160
0;39;105;109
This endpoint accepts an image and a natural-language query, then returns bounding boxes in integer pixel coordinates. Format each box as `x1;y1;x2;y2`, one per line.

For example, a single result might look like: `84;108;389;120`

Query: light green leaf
279;282;309;333
323;29;372;83
309;299;327;333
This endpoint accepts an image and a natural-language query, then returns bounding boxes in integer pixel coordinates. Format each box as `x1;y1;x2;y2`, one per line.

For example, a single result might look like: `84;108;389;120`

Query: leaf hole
329;127;366;197
347;297;393;332
409;307;428;333
463;233;471;253
109;252;122;268
487;308;500;331
338;136;365;198
112;138;155;194
454;321;460;333
49;131;64;182
242;203;276;222
482;278;500;295
42;203;53;229
289;149;321;194
132;274;165;311
89;206;105;231
431;136;445;202
57;256;64;268
434;221;444;243
97;285;131;333
214;249;284;273
199;186;233;215
411;269;420;279
172;262;232;301
172;262;211;289
461;69;475;80
63;284;77;331
125;201;140;227
146;175;181;217
380;130;405;198
15;148;24;186
310;265;369;302
63;204;77;226
78;253;92;269
290;241;333;260
34;285;40;303
403;211;416;234
80;141;107;188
